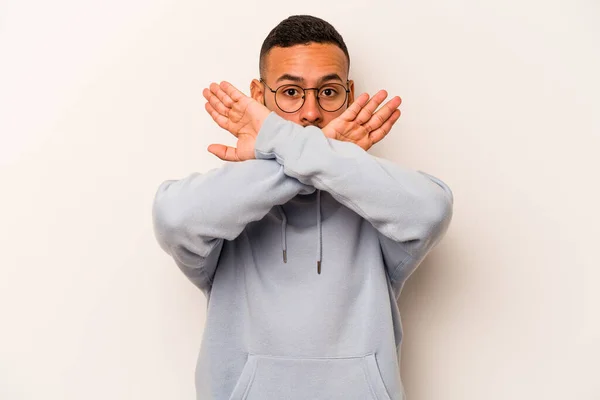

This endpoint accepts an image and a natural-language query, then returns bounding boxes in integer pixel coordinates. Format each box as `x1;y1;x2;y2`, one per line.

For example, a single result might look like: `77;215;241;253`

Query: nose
299;89;323;126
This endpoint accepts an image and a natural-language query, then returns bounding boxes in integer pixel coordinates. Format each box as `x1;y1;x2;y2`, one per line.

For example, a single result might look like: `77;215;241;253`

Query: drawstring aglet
317;260;321;274
283;249;287;263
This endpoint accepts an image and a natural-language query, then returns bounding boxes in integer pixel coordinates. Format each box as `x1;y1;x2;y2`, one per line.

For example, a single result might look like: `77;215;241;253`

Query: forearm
254;112;454;259
152;158;313;291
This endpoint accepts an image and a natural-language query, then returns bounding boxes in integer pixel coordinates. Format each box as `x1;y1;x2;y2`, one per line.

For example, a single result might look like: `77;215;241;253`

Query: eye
320;87;338;97
279;86;303;98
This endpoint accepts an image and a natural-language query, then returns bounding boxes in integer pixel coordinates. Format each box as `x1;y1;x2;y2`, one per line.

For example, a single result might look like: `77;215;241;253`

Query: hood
276;189;324;275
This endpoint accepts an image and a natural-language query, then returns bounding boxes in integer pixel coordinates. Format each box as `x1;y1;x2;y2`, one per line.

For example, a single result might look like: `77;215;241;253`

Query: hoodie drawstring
277;206;288;263
316;189;322;274
277;189;322;274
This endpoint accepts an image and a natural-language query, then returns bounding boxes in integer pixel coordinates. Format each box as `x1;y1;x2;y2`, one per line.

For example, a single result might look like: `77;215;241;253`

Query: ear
250;79;265;104
347;79;355;106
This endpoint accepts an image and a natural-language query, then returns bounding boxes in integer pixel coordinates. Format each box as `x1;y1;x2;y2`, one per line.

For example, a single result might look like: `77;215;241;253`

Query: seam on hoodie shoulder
389;253;414;283
200;238;224;287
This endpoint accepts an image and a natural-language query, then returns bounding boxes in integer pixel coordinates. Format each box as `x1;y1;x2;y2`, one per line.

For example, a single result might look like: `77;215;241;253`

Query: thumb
207;144;241;162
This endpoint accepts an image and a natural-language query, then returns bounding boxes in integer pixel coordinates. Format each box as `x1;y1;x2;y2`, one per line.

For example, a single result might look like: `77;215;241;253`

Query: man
152;15;453;400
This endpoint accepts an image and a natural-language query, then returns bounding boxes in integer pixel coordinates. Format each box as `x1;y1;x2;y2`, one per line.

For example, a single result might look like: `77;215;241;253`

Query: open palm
323;90;402;151
202;82;270;161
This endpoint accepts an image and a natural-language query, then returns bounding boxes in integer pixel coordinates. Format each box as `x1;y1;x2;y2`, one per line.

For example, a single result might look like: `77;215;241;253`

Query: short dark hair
259;15;350;77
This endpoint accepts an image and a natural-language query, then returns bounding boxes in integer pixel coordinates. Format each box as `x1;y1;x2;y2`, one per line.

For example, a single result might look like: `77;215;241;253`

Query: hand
202;81;271;162
322;90;402;151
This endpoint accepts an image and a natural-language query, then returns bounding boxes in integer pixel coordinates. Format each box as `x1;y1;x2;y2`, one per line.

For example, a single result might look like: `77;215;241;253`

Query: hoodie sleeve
152;158;315;295
254;112;454;292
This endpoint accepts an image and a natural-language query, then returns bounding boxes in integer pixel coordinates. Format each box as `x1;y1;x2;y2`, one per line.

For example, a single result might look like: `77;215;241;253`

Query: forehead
263;43;349;83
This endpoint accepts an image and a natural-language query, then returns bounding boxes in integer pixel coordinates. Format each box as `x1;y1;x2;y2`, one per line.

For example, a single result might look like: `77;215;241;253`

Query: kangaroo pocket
228;352;393;400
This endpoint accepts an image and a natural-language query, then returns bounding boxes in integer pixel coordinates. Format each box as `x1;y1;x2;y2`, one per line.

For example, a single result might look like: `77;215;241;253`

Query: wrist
251;108;271;137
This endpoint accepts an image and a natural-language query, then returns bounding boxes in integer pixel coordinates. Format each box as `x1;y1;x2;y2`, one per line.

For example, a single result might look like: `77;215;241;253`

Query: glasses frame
260;78;351;113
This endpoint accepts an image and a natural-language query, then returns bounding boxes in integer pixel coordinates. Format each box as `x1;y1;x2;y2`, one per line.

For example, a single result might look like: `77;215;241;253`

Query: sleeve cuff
254;112;297;162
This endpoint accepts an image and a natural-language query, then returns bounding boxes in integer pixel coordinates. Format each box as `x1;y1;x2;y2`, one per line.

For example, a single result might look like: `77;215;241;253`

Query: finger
355;90;389;125
207;144;242;162
205;89;231;117
364;96;402;133
205;102;233;133
369;108;401;145
202;88;211;102
209;82;235;108
219;81;245;102
338;92;369;122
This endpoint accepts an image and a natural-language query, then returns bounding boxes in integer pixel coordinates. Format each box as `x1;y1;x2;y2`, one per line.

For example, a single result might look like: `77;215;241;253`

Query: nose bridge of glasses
302;87;320;99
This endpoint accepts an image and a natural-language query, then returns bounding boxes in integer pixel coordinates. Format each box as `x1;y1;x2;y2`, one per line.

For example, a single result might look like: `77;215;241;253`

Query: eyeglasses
260;78;350;113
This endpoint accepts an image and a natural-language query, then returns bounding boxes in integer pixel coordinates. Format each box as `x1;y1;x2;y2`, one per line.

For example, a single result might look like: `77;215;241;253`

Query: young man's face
251;43;355;129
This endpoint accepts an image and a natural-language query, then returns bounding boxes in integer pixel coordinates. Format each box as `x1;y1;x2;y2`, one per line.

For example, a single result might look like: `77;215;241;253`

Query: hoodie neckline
276;189;324;274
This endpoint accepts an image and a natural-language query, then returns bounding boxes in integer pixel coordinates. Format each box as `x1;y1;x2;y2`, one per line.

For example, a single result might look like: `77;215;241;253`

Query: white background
1;0;598;399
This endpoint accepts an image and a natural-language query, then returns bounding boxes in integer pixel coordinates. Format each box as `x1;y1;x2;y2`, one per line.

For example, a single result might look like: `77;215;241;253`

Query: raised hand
322;90;402;151
202;81;271;162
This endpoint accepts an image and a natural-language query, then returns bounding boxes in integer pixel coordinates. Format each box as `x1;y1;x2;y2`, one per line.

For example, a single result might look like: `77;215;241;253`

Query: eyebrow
275;73;345;85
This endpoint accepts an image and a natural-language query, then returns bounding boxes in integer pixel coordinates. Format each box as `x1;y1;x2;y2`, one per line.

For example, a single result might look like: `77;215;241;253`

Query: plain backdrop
1;0;599;399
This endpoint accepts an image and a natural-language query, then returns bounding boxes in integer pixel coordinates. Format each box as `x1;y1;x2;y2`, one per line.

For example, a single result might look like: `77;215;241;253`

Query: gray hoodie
152;112;454;400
